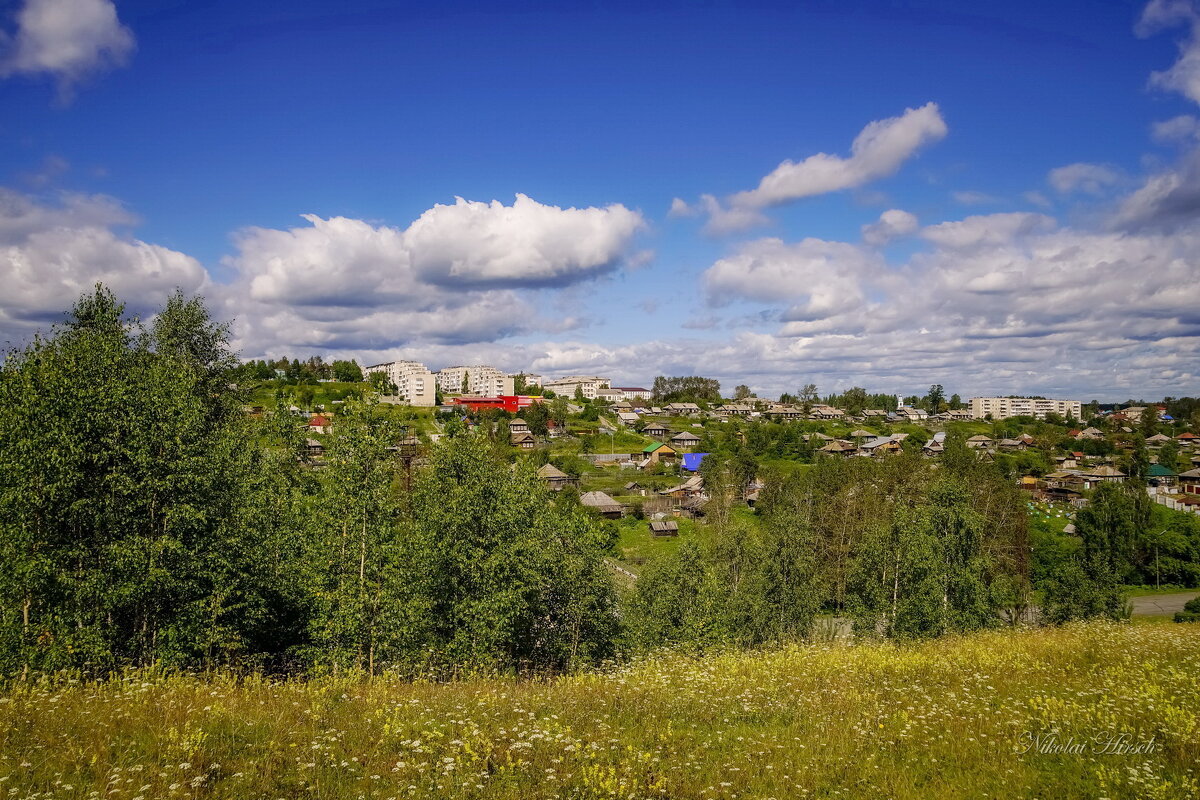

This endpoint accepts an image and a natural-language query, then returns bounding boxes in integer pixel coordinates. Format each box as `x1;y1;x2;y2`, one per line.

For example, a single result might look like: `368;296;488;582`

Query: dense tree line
625;441;1032;646
652;375;722;404
234;356;364;383
0;288;614;676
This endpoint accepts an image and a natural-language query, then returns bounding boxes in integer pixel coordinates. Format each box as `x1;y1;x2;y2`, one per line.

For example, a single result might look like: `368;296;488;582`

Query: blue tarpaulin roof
682;453;709;471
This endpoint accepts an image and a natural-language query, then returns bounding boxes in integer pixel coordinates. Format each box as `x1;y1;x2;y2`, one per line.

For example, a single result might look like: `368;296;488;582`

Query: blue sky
2;0;1199;400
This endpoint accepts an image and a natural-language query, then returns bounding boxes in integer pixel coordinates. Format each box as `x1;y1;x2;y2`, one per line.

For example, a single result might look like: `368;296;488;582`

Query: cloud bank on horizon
1;0;1199;401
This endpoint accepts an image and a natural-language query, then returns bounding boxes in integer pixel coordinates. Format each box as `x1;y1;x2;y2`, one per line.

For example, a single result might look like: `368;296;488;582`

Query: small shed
649;520;679;536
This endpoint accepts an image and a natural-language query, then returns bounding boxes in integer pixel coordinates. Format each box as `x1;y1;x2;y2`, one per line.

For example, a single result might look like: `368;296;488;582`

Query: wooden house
580;491;624;518
643;422;669;439
649;520;679;536
670;431;703;451
536;463;574;490
642;442;678;465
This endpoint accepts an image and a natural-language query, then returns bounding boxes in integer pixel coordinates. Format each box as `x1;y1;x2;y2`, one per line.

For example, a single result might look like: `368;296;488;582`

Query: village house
535;463;574;491
862;409;889;420
764;405;804;421
1147;464;1177;492
642;422;669;439
305;438;325;458
891;406;929;422
966;435;993;449
616;411;640;426
670;431;703;451
509;417;529;433
819;440;858;456
664;402;702;415
1179;468;1200;495
716;403;754;417
861;437;903;456
308;414;332;434
809;405;845;420
579;491;624;518
642;442;678;465
510;431;536;449
660;475;704;500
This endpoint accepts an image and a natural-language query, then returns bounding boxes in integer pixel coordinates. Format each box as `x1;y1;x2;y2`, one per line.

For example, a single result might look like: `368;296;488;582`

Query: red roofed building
451;395;545;414
308;414;332;434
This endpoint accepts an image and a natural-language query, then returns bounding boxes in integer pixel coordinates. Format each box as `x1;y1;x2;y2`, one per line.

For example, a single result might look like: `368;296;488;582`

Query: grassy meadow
3;622;1198;800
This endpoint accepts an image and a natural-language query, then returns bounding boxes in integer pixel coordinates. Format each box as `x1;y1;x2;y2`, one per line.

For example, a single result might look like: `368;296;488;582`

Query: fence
1153;493;1200;515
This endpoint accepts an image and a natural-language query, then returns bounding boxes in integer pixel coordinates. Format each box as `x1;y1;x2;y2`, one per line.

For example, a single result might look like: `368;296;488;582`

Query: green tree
331;360;363;382
0;286;301;673
408;435;617;670
305;398;423;674
925;384;945;414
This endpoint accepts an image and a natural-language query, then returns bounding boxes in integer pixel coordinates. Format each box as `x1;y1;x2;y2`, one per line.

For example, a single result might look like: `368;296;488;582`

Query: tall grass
2;622;1197;799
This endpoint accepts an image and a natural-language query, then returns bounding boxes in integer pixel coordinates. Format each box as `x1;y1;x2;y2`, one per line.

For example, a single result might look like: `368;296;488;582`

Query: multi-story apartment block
543;375;611;400
613;386;651;401
514;373;543;388
362;360;436;406
969;397;1081;420
436;365;515;398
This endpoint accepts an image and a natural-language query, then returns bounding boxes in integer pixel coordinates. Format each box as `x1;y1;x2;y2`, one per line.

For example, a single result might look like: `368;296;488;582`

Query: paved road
1129;591;1200;617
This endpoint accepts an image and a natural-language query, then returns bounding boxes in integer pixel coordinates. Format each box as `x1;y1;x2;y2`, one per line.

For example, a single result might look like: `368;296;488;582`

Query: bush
1173;595;1200;623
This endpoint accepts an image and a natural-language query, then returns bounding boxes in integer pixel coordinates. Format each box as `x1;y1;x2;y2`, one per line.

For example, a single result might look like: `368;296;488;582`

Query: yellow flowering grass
1;621;1198;799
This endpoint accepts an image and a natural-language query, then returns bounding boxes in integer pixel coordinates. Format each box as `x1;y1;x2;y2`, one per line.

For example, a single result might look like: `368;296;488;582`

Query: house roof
650;520;679;533
967;435;993;442
850;429;874;438
1180;468;1200;478
671;431;702;441
643;442;675;453
309;415;331;426
1147;464;1177;477
681;453;709;471
536;463;569;479
580;491;622;511
1083;465;1126;477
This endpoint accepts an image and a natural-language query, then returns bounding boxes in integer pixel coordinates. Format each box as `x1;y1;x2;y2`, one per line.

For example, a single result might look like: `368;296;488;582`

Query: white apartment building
362;360;437;406
514;373;543;388
543;375;611;400
969;397;1081;420
613;386;651;401
436;365;515;398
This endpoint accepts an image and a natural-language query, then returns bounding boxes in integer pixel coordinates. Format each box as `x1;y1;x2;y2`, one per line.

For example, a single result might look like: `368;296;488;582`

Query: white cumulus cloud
223;194;645;354
1048;162;1121;195
0;0;134;96
861;209;919;246
0;189;206;334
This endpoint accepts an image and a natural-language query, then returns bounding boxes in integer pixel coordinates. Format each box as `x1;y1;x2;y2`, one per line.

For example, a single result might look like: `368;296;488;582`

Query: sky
2;0;1199;401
